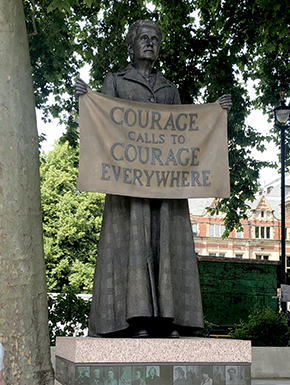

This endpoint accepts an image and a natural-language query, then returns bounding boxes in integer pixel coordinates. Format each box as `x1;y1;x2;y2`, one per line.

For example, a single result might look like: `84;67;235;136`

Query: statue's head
94;369;101;378
108;368;115;380
175;367;185;378
227;368;236;379
135;370;141;379
126;20;162;64
149;367;156;377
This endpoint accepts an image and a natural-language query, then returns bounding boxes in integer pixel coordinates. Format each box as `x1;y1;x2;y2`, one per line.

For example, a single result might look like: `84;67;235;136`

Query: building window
261;211;264;218
221;225;225;235
192;223;197;236
236;230;243;238
261;227;265;238
287;257;290;268
209;224;225;237
255;226;271;239
255;226;259;238
267;186;273;194
256;255;269;260
215;225;220;237
209;253;225;257
235;254;243;259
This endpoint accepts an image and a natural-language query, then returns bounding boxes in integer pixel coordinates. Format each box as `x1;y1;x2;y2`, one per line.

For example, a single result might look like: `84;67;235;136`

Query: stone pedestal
55;337;251;385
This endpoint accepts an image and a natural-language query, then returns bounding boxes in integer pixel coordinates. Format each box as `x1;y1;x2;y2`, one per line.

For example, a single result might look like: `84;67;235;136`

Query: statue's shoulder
114;65;132;76
156;70;178;88
102;69;125;96
102;66;131;95
105;65;132;79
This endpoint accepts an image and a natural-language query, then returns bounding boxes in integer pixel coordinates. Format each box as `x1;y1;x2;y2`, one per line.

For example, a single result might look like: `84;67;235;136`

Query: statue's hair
126;20;162;61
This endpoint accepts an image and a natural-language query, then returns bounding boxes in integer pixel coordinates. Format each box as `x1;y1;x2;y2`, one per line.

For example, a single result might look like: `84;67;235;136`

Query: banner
78;89;230;199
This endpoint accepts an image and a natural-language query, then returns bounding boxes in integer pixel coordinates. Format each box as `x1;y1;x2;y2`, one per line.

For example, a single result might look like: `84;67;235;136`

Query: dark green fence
197;257;279;328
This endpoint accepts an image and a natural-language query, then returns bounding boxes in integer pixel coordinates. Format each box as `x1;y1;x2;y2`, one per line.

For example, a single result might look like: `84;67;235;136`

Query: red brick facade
189;185;290;278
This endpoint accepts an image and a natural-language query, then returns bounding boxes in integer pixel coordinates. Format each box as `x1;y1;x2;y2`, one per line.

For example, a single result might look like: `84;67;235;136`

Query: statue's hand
216;94;232;113
74;78;89;98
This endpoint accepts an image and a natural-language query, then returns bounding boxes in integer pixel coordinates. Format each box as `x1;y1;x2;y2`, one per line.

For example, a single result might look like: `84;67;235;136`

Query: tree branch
28;0;38;37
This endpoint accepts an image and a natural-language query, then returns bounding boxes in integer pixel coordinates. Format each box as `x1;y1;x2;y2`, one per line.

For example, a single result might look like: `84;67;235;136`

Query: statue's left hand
74;78;89;98
216;94;232;113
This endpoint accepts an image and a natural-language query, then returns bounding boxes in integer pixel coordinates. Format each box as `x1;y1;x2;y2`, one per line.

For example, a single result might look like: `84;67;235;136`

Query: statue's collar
119;64;171;91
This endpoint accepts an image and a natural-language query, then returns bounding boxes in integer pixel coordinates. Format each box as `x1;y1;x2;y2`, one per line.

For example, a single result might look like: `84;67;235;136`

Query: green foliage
24;0;290;234
40;141;105;293
48;289;91;345
24;0;81;121
229;307;290;347
194;318;213;338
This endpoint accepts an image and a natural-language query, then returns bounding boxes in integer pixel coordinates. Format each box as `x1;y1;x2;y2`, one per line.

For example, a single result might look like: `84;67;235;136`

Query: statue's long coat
88;65;204;335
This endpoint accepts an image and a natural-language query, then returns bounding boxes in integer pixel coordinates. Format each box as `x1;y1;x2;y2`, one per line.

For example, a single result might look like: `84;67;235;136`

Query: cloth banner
78;89;230;199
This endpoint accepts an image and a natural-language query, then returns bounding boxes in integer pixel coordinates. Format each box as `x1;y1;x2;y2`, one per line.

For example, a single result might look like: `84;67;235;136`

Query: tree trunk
0;1;54;384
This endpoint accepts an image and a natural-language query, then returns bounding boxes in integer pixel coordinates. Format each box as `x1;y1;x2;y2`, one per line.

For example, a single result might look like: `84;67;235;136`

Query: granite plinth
55;337;252;385
56;336;251;363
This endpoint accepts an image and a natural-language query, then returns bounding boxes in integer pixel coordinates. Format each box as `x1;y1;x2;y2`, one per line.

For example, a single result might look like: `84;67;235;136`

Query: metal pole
280;124;287;312
281;125;286;284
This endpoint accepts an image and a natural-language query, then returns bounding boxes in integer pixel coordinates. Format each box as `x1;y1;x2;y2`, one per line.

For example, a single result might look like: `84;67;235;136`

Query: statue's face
108;370;114;380
228;370;235;379
131;25;160;64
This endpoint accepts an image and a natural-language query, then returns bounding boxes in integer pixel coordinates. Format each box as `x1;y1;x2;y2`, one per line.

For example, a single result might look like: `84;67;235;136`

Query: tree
40;142;105;293
23;0;290;236
0;1;54;383
194;0;290;168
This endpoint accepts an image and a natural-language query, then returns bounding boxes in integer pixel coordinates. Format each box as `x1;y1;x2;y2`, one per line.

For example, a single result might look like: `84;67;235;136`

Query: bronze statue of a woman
75;19;232;338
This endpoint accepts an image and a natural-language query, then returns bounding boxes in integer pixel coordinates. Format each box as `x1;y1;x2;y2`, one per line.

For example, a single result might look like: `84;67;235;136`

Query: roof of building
188;198;214;216
188;173;290;220
261;173;290;197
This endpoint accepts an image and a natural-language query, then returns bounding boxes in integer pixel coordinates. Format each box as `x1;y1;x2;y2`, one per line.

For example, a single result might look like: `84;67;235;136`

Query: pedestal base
55;337;251;385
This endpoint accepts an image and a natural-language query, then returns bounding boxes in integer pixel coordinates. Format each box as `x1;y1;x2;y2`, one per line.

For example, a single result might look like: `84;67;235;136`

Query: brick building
189;174;290;279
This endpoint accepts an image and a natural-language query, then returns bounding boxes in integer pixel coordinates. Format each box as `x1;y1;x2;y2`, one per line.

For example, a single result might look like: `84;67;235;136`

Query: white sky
247;110;279;186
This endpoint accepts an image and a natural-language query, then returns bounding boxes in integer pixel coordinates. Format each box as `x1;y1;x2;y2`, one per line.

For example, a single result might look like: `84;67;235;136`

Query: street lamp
273;91;290;305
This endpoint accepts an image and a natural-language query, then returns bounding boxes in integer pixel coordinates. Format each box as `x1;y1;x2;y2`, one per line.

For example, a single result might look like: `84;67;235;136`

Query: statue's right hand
74;78;89;98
